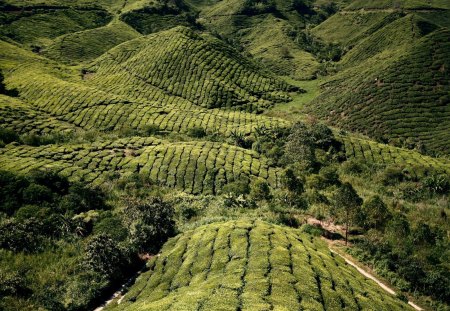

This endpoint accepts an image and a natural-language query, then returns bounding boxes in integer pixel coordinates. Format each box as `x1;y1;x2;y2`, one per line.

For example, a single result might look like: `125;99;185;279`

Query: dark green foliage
121;2;199;35
281;168;304;193
221;177;250;196
0;127;20;145
284;122;316;170
250;178;272;201
423;173;450;194
359;195;391;231
188;126;207;138
240;0;279;16
332;182;363;244
83;234;127;282
277;212;301;228
0;218;46;253
378;165;407;186
0;269;30;298
123;197;176;253
301;223;324;236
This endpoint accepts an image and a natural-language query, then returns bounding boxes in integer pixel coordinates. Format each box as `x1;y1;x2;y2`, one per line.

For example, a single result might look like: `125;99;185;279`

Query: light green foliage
0;95;76;135
89;26;293;109
340;135;450;176
0;137;281;193
311;11;394;45
346;0;450;10
198;0;320;80
107;220;413;311
43;20;140;64
0;6;112;45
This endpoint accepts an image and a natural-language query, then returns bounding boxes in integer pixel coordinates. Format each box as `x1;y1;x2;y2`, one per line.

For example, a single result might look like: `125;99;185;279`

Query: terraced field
340;135;450;176
311;11;397;45
197;0;320;80
0;137;281;194
307;28;450;156
107;220;413;311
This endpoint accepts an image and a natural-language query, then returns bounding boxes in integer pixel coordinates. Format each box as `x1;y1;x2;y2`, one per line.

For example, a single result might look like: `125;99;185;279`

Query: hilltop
106;221;413;311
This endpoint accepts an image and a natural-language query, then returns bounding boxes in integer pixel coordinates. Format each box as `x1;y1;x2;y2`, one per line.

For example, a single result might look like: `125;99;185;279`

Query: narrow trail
329;246;423;311
307;217;424;310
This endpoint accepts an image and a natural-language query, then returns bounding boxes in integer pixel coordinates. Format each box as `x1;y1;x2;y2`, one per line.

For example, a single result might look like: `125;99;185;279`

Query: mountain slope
306;27;450;156
107;220;413;311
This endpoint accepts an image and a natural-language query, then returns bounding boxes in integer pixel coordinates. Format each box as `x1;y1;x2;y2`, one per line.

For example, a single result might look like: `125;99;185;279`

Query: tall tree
332;182;362;245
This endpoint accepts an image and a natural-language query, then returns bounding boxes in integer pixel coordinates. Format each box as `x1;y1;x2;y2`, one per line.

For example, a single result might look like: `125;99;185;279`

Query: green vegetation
0;137;282;193
307;27;450;156
0;0;449;310
106;220;412;311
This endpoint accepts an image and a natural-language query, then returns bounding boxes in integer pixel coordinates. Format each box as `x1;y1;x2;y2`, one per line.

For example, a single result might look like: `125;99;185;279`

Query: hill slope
306;27;450;156
107;220;413;311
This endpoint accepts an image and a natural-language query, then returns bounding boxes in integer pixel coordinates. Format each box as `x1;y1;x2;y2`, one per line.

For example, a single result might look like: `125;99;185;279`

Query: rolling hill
106;220;413;311
0;1;449;310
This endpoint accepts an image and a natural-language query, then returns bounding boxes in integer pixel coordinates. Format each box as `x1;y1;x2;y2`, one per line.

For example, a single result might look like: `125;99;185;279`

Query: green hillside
106;220;412;311
197;0;322;79
306;27;450;156
0;137;281;193
0;0;449;310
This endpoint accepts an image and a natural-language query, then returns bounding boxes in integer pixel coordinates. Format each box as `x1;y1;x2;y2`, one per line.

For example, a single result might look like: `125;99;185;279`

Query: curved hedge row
108;220;413;311
0;137;281;194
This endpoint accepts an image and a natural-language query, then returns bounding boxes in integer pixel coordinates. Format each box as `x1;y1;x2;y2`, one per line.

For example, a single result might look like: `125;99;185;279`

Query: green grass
105;220;413;311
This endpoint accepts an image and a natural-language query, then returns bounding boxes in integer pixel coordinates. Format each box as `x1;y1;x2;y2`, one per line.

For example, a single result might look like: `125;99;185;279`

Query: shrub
123;197;176;253
277;212;301;228
187;126;207;138
0;127;20;145
284;122;316;170
22;184;53;204
378;166;407;186
423;173;450;194
281;168;304;194
83;233;126;281
359;196;391;231
250;179;272;201
221;178;250;196
341;159;368;175
301;224;324;236
0;269;30;298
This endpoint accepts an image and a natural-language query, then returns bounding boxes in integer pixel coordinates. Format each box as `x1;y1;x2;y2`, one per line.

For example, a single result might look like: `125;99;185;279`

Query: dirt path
330;248;423;310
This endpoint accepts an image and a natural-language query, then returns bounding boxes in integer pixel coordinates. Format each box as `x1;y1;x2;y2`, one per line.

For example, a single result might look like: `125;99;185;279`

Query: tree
83;233;125;281
332;182;362;244
281;168;304;194
123;197;176;253
250;179;272;201
360;195;391;231
284;122;316;171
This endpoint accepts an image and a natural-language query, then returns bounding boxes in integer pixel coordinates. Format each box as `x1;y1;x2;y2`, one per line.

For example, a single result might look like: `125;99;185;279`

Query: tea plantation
0;0;448;310
107;221;412;311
